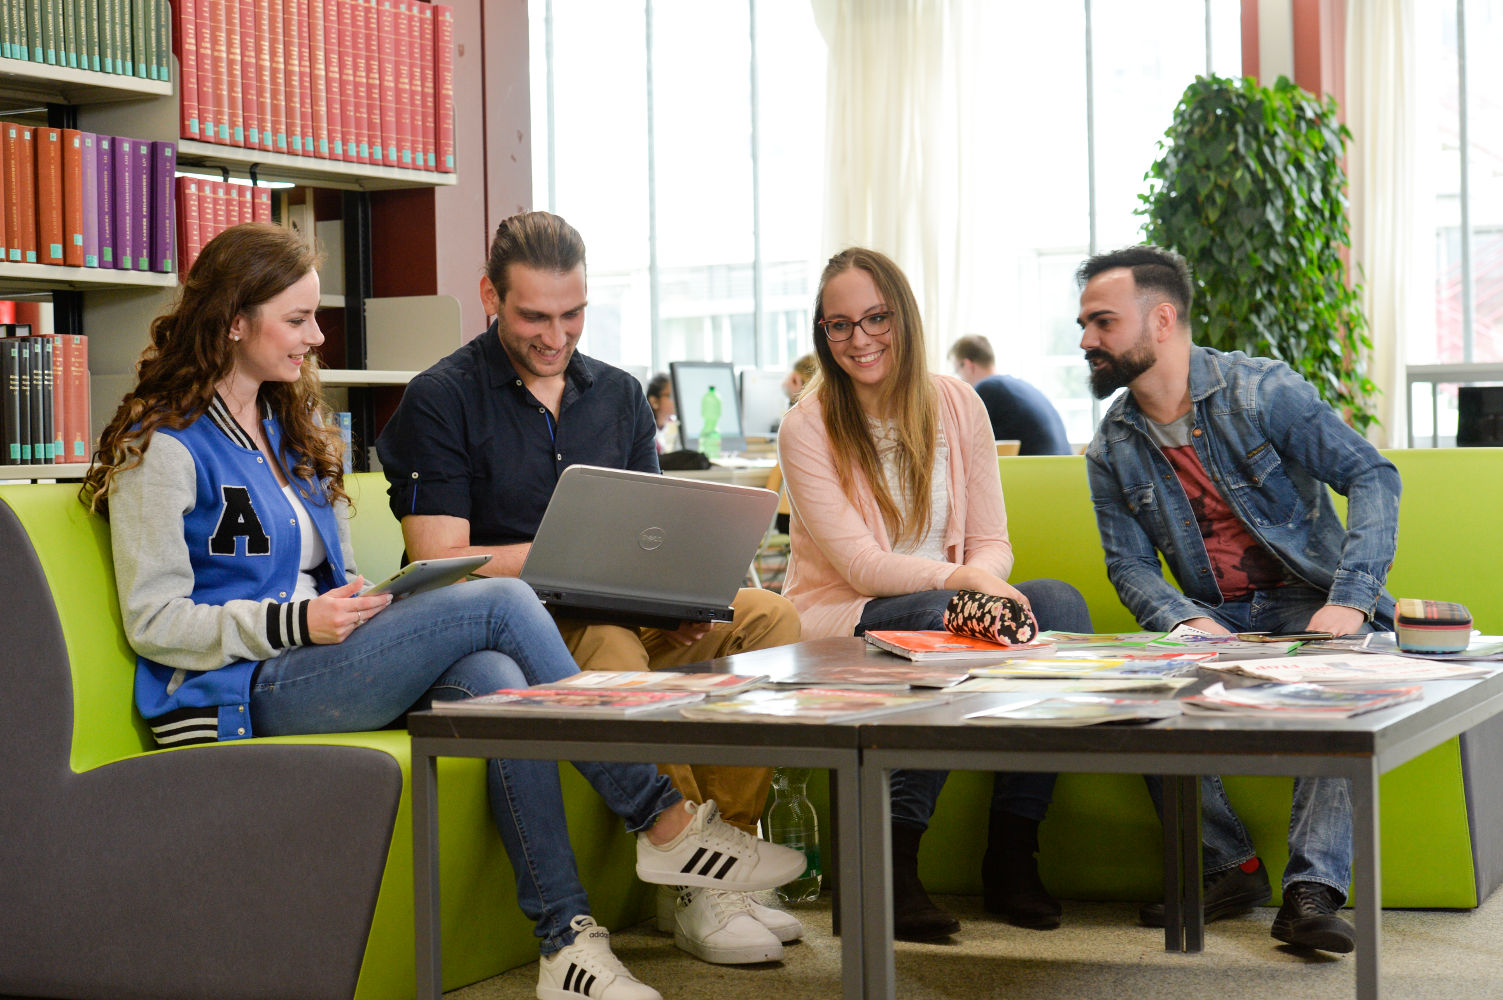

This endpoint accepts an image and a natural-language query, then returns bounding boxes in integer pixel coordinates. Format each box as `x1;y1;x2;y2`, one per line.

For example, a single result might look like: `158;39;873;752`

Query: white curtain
1347;0;1424;447
812;0;975;369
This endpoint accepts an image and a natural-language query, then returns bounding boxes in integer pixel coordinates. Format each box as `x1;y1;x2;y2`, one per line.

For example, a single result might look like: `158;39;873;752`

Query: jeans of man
855;578;1094;828
250;576;681;954
1142;583;1371;900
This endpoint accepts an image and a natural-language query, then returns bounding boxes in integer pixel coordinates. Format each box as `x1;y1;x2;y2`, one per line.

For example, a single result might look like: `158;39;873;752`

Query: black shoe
1140;857;1272;927
891;822;960;941
1271;881;1354;953
981;814;1062;930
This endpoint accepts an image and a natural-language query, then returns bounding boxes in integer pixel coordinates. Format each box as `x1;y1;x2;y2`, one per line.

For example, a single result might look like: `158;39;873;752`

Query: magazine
964;695;1183;727
767;663;972;690
1354;632;1503;662
863;630;1055;663
1181;681;1423;718
950;676;1194;694
444;688;707;717
1202;654;1497;684
969;657;1208;680
677;687;938;724
530;670;768;695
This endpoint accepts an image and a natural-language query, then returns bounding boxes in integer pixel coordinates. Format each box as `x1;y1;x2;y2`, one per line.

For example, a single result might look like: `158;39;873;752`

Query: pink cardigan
778;374;1014;640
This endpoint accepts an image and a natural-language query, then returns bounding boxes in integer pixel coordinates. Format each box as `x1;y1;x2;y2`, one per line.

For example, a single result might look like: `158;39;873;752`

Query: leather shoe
1271;881;1354;953
1140;856;1271;927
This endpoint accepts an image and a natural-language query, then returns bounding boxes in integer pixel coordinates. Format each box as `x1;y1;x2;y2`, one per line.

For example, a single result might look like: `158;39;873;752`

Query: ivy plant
1139;74;1377;432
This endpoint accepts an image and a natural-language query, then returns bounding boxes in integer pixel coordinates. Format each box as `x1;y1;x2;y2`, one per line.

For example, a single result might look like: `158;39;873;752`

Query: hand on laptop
661;621;713;646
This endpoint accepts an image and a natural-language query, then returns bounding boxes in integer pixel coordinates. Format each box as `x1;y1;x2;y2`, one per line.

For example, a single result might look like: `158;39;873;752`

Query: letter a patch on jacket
210;485;272;556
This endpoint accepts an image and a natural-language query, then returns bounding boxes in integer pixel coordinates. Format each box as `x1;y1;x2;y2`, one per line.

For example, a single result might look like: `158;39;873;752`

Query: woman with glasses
777;247;1092;941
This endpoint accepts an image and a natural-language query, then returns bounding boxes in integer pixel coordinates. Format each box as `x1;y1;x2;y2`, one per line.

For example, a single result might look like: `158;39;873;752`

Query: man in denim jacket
1076;245;1400;956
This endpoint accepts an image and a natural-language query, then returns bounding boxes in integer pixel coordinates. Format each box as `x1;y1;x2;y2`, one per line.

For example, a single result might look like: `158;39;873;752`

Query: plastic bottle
763;767;821;902
699;385;722;458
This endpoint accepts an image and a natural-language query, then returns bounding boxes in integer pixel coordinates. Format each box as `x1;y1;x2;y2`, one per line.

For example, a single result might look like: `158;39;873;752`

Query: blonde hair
811;247;937;546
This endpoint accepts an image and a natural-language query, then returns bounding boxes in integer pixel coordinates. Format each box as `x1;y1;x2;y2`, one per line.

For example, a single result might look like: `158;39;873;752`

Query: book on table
677;687;939;724
1181;681;1423;718
444;688;707;717
863;629;1055;663
964;695;1184;727
529;670;768;696
1202;653;1498;684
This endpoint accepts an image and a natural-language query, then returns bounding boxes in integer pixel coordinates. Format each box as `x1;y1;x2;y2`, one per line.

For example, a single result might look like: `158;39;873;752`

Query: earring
230;335;240;341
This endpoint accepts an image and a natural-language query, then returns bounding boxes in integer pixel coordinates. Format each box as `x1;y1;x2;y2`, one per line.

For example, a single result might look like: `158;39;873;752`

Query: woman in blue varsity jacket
79;223;802;1000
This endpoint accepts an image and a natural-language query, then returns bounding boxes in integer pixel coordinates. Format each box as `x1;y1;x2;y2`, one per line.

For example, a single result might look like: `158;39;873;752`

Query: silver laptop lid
520;465;778;622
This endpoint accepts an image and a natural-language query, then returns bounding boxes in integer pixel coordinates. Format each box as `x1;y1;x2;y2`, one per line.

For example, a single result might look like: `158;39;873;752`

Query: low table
409;637;1503;1000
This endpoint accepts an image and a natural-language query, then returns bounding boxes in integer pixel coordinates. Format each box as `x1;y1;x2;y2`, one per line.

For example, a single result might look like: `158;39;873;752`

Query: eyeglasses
818;311;893;342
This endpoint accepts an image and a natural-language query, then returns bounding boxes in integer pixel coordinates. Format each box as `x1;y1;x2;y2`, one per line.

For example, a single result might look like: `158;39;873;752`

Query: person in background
782;352;818;406
1078;244;1401;955
376;211;806;968
779;247;1094;941
947;334;1073;455
80;222;805;1000
646;372;679;453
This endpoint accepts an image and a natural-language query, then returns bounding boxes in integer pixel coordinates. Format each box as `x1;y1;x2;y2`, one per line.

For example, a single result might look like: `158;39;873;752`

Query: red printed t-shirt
1145;413;1285;600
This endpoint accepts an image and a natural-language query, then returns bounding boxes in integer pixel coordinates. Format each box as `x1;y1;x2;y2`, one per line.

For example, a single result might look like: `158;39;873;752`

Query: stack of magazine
445;671;768;717
1203;654;1497;684
1182;681;1423;718
677;687;939;724
863;630;1055;663
964;695;1183;727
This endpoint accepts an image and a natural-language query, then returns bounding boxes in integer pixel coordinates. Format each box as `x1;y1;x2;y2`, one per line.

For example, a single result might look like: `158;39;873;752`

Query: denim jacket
1084;346;1399;633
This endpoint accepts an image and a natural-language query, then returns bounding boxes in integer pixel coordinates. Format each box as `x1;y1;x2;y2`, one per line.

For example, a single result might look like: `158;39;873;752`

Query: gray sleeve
110;434;306;672
336;497;359;582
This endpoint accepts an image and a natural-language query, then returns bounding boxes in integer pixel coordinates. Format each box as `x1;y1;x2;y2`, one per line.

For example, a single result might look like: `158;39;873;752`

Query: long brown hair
81;222;344;515
811;247;938;546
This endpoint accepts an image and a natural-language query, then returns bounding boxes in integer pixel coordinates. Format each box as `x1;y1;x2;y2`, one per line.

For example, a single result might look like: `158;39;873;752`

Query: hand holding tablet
361;554;493;600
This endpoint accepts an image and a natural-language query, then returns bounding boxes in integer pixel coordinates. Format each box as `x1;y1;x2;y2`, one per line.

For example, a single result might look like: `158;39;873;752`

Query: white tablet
361;554;493;600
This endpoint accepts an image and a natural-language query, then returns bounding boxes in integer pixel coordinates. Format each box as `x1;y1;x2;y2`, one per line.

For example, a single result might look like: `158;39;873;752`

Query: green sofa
0;473;653;1000
902;448;1503;909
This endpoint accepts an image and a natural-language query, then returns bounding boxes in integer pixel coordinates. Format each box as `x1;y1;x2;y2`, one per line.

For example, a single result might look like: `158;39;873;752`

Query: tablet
361;554;493;600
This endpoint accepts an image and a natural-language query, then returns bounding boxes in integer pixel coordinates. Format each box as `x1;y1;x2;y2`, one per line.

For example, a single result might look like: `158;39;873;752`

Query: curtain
812;0;976;369
1346;0;1424;447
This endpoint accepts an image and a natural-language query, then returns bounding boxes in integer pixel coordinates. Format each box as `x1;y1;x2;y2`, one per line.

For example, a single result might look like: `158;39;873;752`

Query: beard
1085;332;1156;399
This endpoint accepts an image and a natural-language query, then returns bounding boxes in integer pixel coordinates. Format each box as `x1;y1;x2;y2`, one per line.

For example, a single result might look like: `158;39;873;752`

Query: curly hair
81;222;344;516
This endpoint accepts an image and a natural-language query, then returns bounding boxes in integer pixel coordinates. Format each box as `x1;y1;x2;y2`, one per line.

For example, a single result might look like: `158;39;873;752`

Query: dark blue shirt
376;324;658;546
971;374;1073;456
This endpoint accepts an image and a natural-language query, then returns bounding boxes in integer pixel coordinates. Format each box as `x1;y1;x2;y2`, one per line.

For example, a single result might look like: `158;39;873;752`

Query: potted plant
1139;75;1377;432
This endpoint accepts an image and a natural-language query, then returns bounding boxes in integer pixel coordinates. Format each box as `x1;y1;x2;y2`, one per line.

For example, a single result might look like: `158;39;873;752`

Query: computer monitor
670;361;746;455
739;368;789;439
1457;386;1503;446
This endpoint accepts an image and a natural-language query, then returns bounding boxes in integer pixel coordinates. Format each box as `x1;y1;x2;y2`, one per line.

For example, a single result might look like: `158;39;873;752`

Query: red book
267;0;289;154
197;181;214;247
252;0;275;151
282;0;305;155
210;181;228;244
172;0;202;141
224;0;246;146
393;0;413;169
417;1;434;170
322;0;347;160
209;0;233;144
176;175;201;275
434;4;454;172
309;0;330;158
238;0;262;149
62;334;90;464
195;0;219;143
237;183;254;225
295;0;316;157
34;127;66;266
343;0;370;164
252;186;272;222
61;129;85;266
376;1;398;166
2;124;16;262
0;132;7;261
16;126;38;264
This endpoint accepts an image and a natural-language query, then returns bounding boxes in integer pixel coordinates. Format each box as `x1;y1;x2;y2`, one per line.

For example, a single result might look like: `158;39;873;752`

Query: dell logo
638;527;665;551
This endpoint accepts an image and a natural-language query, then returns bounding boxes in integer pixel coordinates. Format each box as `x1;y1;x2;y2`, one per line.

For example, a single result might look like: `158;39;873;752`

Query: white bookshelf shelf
0;463;89;482
319;369;418;387
0;262;177;294
177;141;458;191
0;59;172;107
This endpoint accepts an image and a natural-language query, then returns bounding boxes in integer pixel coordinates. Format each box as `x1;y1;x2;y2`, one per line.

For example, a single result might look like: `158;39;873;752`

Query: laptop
520;465;778;629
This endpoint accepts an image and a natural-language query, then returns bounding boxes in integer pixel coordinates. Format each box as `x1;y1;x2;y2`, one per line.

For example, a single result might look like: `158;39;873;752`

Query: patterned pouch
943;589;1038;644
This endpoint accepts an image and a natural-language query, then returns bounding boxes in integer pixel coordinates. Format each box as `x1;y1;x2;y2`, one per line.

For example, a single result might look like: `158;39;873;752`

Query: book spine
35;128;65;266
236;0;259;148
434;3;453;172
95;136;114;268
80;133;99;267
28;0;43;63
134;141;151;270
43;0;60;66
308;0;329;158
267;0;288;153
1;339;18;463
62;128;85;266
210;0;231;142
176;175;198;274
150;141;176;272
47;336;64;463
254;0;276;151
17;127;37;263
0;129;7;261
377;1;396;166
417;0;433;170
2;125;17;262
134;0;150;77
360;0;379;165
64;0;81;69
393;0;412;169
252;185;271;222
340;0;367;164
210;180;227;240
113;137;135;270
173;0;200;140
223;0;244;145
65;334;90;462
12;338;29;462
297;0;315;157
193;0;216;142
157;0;173;81
282;0;303;155
322;0;345;160
27;338;44;463
237;183;253;226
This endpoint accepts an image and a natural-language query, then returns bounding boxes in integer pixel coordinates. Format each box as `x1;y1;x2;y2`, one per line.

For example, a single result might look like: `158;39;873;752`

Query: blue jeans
250;577;681;954
855;578;1094;828
1143;583;1369;899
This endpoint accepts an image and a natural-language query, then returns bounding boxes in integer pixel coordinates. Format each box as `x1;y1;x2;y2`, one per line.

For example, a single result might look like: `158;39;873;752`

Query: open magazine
767;663;972;690
678;687;938;724
969;657;1207;681
1202;654;1497;684
964;695;1183;727
863;630;1055;663
444;688;707;717
1181;681;1422;718
951;676;1192;694
529;671;768;696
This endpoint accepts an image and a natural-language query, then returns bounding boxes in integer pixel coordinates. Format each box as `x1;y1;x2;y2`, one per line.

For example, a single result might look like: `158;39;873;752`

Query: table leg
1162;774;1204;952
833;761;864;1000
1351;761;1382;1000
860;760;895;1000
413;747;442;1000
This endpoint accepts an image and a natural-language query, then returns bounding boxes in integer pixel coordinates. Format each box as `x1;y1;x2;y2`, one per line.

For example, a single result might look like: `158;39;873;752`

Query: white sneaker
537;916;661;1000
636;800;806;891
666;886;785;965
656;886;804;944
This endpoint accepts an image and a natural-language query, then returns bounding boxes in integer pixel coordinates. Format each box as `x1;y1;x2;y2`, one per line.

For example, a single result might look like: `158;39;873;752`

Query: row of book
1;125;177;273
1;0;171;81
1;331;90;466
174;0;457;173
175;176;273;274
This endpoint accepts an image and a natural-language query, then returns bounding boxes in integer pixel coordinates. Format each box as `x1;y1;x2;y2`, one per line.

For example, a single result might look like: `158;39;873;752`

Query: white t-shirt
871;418;950;562
281;483;327;602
